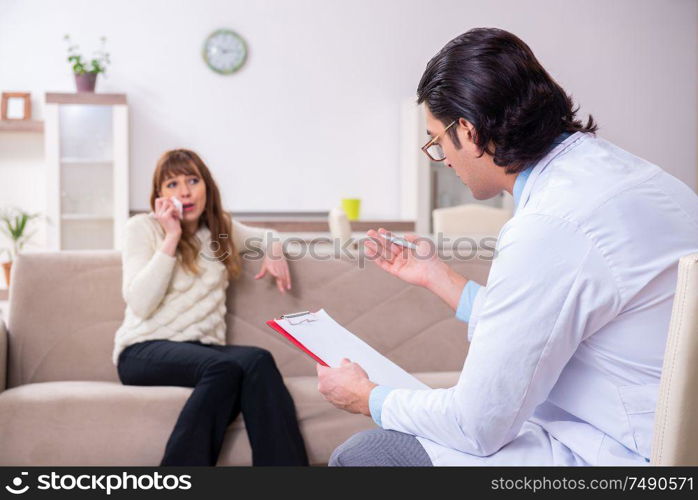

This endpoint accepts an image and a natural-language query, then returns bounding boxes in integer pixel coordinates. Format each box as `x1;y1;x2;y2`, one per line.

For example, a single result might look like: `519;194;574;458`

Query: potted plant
64;34;110;92
0;208;40;288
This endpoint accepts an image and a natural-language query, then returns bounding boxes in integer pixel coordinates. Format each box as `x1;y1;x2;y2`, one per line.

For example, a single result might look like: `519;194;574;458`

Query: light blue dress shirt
369;133;570;427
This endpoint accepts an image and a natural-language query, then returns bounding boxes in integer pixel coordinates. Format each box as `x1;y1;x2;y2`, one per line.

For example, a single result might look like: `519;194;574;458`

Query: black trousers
117;339;308;466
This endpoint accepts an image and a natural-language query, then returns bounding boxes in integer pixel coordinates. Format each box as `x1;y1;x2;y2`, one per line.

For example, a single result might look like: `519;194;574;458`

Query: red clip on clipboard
266;312;329;366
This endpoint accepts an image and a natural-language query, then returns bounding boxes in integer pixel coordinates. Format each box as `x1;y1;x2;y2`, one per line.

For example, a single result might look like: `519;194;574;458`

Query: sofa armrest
0;316;6;392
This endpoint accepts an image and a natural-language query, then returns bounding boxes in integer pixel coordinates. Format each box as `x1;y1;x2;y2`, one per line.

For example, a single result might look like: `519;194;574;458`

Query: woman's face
159;167;207;223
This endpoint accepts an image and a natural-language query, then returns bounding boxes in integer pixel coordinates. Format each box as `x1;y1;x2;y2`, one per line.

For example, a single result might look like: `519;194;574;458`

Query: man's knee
329;429;432;467
328;448;343;467
328;440;352;467
328;429;378;467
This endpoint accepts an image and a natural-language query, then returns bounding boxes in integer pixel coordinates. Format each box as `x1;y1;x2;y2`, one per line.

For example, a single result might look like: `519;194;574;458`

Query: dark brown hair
417;27;597;173
150;149;241;279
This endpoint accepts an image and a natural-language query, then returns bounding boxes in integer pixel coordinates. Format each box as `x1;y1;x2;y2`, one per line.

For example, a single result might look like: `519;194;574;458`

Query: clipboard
266;311;329;367
266;309;429;390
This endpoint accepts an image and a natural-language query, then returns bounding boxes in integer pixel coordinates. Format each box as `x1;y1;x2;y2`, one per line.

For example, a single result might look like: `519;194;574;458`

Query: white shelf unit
44;93;129;251
399;99;513;234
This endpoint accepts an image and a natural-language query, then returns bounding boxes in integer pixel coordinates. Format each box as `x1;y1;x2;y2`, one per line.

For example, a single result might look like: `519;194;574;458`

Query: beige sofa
0;250;491;466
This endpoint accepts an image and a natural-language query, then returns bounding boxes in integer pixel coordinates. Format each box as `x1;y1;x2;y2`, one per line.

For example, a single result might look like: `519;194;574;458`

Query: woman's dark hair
417;28;597;173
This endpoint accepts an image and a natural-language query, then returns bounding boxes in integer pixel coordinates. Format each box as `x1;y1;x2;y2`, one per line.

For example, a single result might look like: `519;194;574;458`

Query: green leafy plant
0;208;40;262
64;34;110;75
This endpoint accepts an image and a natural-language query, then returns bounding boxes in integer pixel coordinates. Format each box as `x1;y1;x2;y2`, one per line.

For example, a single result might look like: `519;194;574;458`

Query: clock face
203;29;247;75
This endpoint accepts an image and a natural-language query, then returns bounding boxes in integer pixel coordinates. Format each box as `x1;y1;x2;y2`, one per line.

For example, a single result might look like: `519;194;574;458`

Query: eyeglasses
421;120;456;162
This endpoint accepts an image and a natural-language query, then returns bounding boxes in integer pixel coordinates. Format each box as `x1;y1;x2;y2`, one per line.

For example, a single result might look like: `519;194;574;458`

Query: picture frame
1;92;32;120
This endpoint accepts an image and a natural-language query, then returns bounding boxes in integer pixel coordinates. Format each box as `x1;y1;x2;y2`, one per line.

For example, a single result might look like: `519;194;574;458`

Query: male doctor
316;27;698;466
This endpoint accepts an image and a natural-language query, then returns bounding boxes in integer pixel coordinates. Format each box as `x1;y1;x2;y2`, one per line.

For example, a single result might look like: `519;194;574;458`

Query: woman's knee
204;357;243;381
216;346;283;388
117;362;137;385
248;346;274;362
240;346;278;372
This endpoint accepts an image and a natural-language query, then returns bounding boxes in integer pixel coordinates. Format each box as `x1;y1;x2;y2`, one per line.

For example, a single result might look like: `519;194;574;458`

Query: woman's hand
154;197;182;239
154;197;182;257
255;241;292;294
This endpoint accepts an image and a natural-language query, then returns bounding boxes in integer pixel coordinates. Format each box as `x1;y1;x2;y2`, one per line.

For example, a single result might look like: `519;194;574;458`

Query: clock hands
204;29;246;74
209;47;237;55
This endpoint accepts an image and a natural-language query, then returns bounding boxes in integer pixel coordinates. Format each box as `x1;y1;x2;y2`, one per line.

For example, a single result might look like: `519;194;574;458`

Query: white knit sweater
112;214;277;365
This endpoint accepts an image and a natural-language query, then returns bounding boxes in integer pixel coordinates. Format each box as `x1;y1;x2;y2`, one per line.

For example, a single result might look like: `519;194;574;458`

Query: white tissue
171;197;183;219
148;196;184;220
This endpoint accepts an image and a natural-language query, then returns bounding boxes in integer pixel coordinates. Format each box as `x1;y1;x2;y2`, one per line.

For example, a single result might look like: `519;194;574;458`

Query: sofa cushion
7;251;490;387
0;371;460;465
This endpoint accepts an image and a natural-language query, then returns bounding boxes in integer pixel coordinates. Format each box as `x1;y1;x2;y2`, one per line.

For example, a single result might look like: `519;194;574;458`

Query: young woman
113;149;308;466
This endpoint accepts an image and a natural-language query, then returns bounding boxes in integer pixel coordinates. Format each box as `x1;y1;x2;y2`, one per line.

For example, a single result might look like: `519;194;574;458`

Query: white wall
1;0;696;222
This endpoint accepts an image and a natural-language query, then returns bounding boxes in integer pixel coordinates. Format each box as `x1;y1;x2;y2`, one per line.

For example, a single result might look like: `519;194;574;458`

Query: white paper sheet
276;309;430;390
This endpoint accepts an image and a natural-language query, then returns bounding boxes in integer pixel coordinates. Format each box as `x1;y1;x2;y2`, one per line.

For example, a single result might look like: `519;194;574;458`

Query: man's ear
457;117;478;148
458;117;476;141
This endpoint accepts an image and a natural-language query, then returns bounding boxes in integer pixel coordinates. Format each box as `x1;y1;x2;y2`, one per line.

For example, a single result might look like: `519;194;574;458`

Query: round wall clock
202;29;248;75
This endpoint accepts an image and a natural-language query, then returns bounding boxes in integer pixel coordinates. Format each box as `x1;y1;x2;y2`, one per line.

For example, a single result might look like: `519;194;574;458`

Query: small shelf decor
64;35;110;93
1;92;32;120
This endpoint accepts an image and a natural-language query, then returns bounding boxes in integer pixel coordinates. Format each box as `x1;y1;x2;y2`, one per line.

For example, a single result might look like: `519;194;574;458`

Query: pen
380;233;418;250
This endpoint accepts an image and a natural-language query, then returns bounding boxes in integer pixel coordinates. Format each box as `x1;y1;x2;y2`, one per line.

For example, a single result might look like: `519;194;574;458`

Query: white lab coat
380;132;698;466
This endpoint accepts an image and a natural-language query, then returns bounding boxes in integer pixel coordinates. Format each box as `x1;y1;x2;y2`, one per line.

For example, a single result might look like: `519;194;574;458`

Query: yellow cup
340;198;361;221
